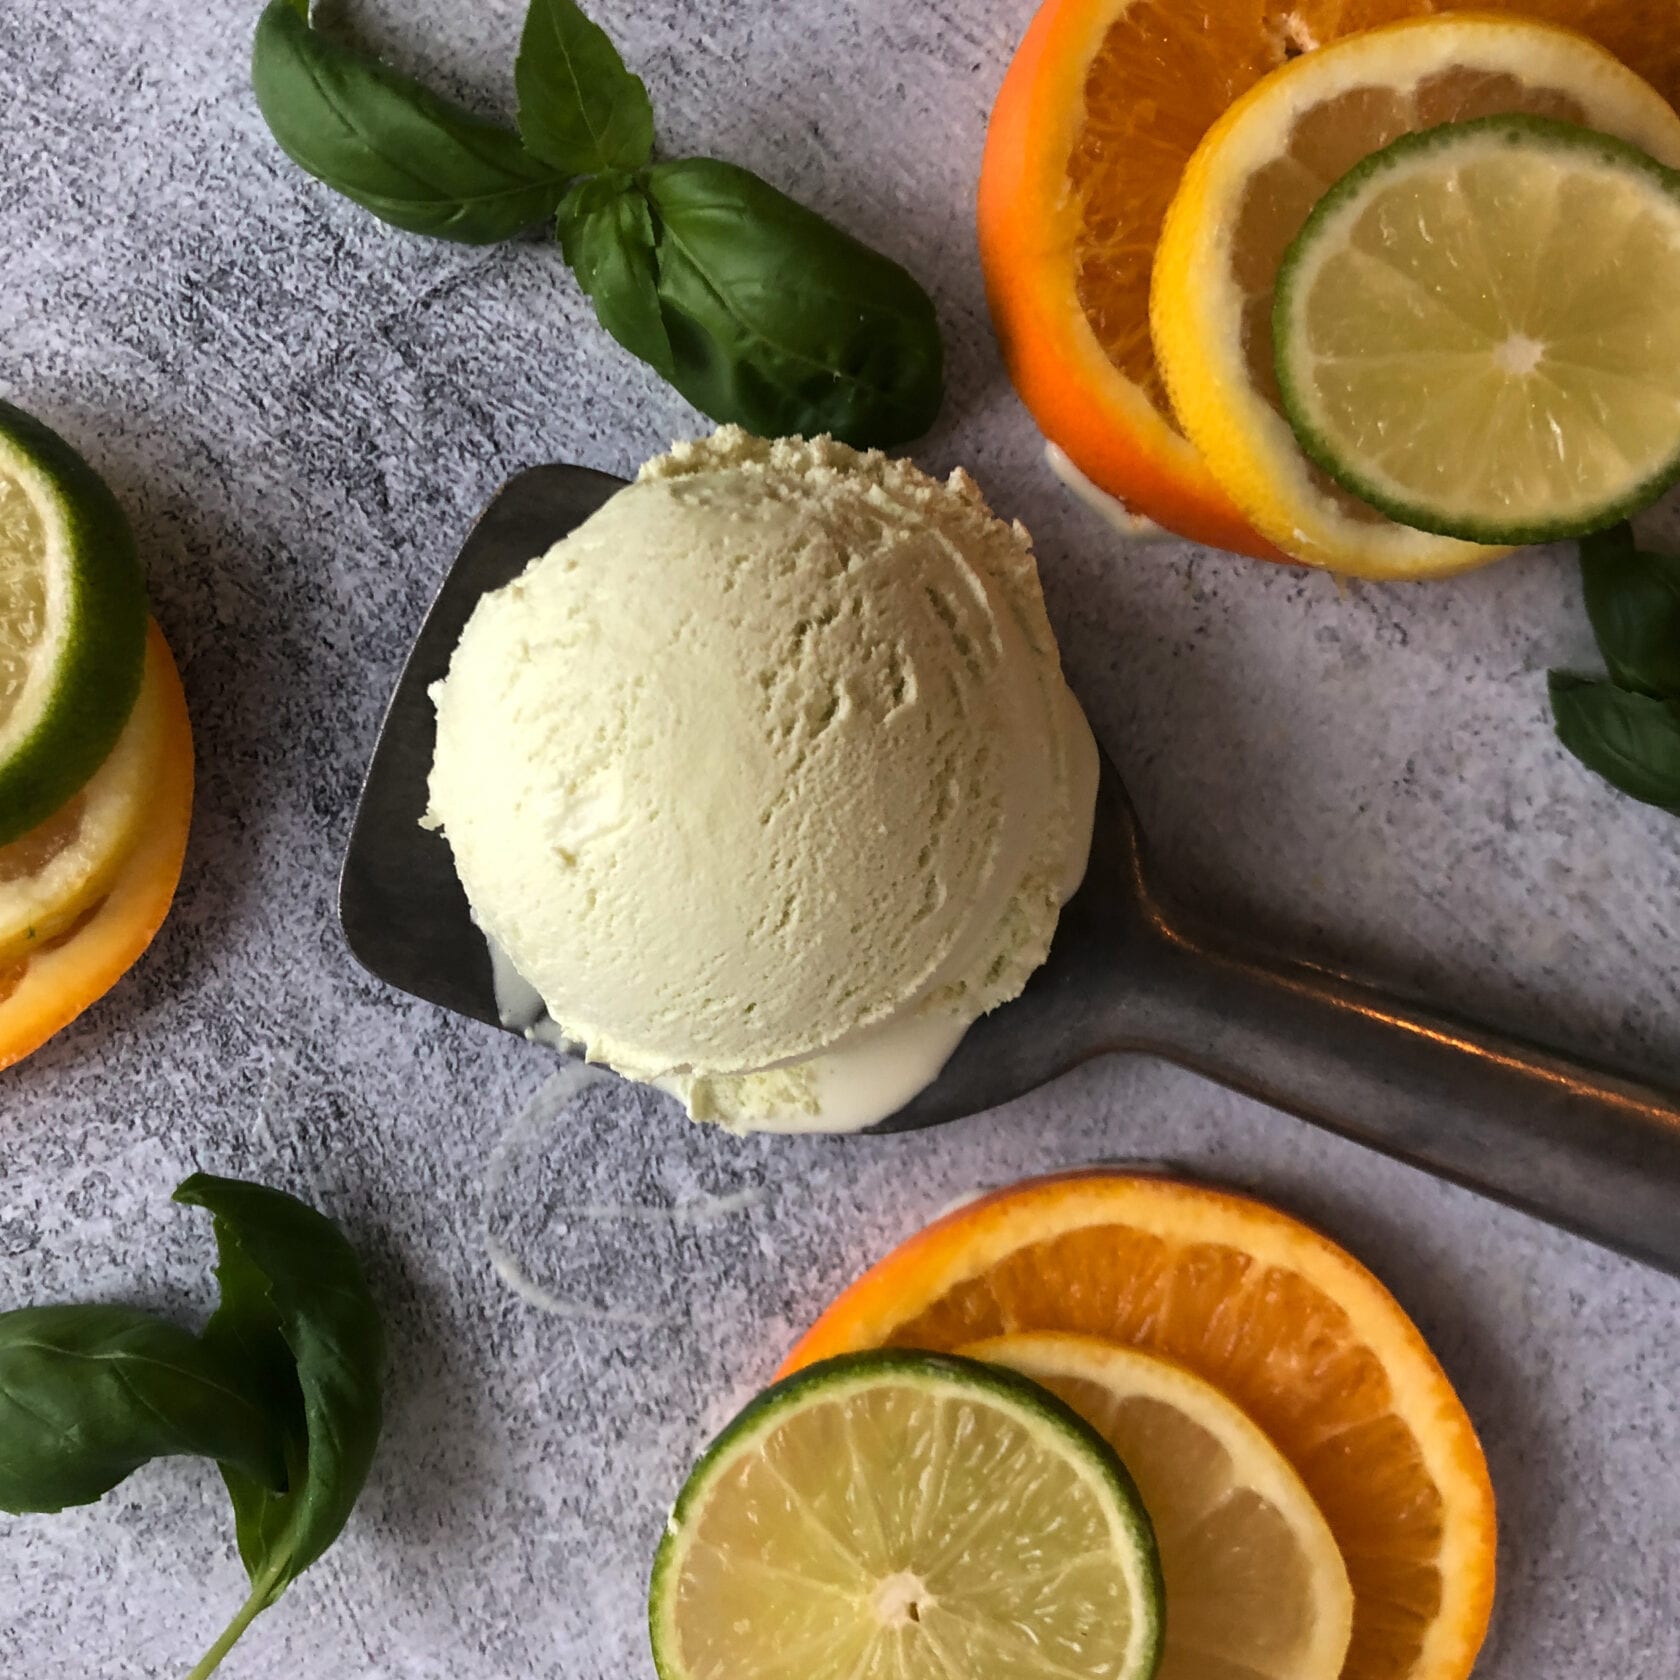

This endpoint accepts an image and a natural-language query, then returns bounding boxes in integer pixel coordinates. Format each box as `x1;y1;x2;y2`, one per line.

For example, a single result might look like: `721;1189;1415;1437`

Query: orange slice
978;0;1680;559
782;1170;1496;1680
0;621;193;1071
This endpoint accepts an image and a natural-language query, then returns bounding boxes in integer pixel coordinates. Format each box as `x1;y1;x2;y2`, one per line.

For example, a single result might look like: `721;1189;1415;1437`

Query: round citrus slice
979;0;1680;561
1151;13;1680;576
0;400;147;844
0;622;193;1072
964;1332;1353;1680
1274;115;1680;543
0;619;172;963
650;1349;1165;1680
782;1171;1497;1680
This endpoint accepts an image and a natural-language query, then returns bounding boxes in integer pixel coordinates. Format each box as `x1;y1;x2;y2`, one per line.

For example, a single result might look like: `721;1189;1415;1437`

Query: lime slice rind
649;1350;1165;1680
1275;115;1680;546
0;401;146;846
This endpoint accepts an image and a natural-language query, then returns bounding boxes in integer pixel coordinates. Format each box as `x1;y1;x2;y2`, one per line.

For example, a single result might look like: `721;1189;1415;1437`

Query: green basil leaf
635;158;943;447
251;0;570;243
1549;672;1680;810
558;173;674;379
0;1305;286;1515
174;1174;385;1677
516;0;655;176
1580;523;1680;698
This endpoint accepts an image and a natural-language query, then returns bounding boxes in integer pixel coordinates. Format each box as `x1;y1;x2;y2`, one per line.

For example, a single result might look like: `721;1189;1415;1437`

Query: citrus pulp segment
649;1350;1165;1680
782;1172;1497;1680
963;1332;1354;1680
1275;115;1680;542
0;623;193;1073
0;400;146;844
1150;13;1680;575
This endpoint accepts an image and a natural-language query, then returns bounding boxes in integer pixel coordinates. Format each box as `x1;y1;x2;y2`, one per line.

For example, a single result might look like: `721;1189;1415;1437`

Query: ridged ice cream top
426;427;1096;1097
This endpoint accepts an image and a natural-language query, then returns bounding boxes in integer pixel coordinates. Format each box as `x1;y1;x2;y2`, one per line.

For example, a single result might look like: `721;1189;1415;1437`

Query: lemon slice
1275;115;1680;544
0;625;169;964
1151;14;1680;577
0;400;147;844
964;1332;1353;1680
649;1350;1165;1680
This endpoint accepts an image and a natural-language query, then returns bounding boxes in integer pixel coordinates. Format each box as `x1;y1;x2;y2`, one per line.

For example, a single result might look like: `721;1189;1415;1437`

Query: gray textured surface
3;0;1679;1675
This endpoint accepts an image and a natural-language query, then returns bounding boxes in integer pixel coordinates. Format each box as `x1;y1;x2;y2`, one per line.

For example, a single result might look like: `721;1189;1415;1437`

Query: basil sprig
0;1174;385;1680
249;0;944;447
1550;524;1680;811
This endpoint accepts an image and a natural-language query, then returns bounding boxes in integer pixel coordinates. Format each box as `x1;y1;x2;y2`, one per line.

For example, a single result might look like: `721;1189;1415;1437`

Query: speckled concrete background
3;1;1679;1674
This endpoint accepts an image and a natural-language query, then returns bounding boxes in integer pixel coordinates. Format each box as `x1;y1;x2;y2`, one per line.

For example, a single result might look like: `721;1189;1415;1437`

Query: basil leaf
252;0;570;243
557;173;674;379
1549;672;1680;810
1580;524;1680;698
0;1305;286;1515
631;158;943;447
516;0;654;176
174;1174;385;1677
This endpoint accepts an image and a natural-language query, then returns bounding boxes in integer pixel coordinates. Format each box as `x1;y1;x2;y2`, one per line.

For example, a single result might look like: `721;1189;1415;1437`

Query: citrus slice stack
783;1171;1497;1680
980;0;1680;563
1151;14;1680;575
0;402;194;1072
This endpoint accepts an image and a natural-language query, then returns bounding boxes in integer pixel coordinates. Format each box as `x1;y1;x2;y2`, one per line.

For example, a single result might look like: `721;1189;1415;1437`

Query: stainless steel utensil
341;465;1680;1276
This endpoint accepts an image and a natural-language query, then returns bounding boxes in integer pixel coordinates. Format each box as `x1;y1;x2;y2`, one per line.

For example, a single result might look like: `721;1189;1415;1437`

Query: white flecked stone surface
4;1;1680;1675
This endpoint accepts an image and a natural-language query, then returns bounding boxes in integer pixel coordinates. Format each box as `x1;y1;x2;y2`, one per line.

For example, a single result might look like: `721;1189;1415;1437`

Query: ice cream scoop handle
1125;916;1680;1275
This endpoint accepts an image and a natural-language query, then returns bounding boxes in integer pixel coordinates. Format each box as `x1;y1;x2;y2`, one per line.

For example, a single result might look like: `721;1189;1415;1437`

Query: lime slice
0;621;169;963
963;1334;1353;1680
0;400;147;845
649;1350;1165;1680
1274;115;1680;545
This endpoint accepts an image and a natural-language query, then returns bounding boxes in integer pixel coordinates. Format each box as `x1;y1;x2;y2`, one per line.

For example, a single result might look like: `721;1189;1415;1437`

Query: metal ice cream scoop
341;464;1680;1277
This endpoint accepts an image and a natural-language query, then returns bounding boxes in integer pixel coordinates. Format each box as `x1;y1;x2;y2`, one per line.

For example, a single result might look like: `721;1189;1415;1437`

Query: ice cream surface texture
425;428;1097;1130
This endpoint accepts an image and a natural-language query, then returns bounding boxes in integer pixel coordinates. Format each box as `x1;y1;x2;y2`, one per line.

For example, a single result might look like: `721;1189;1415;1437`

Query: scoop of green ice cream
426;427;1096;1124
